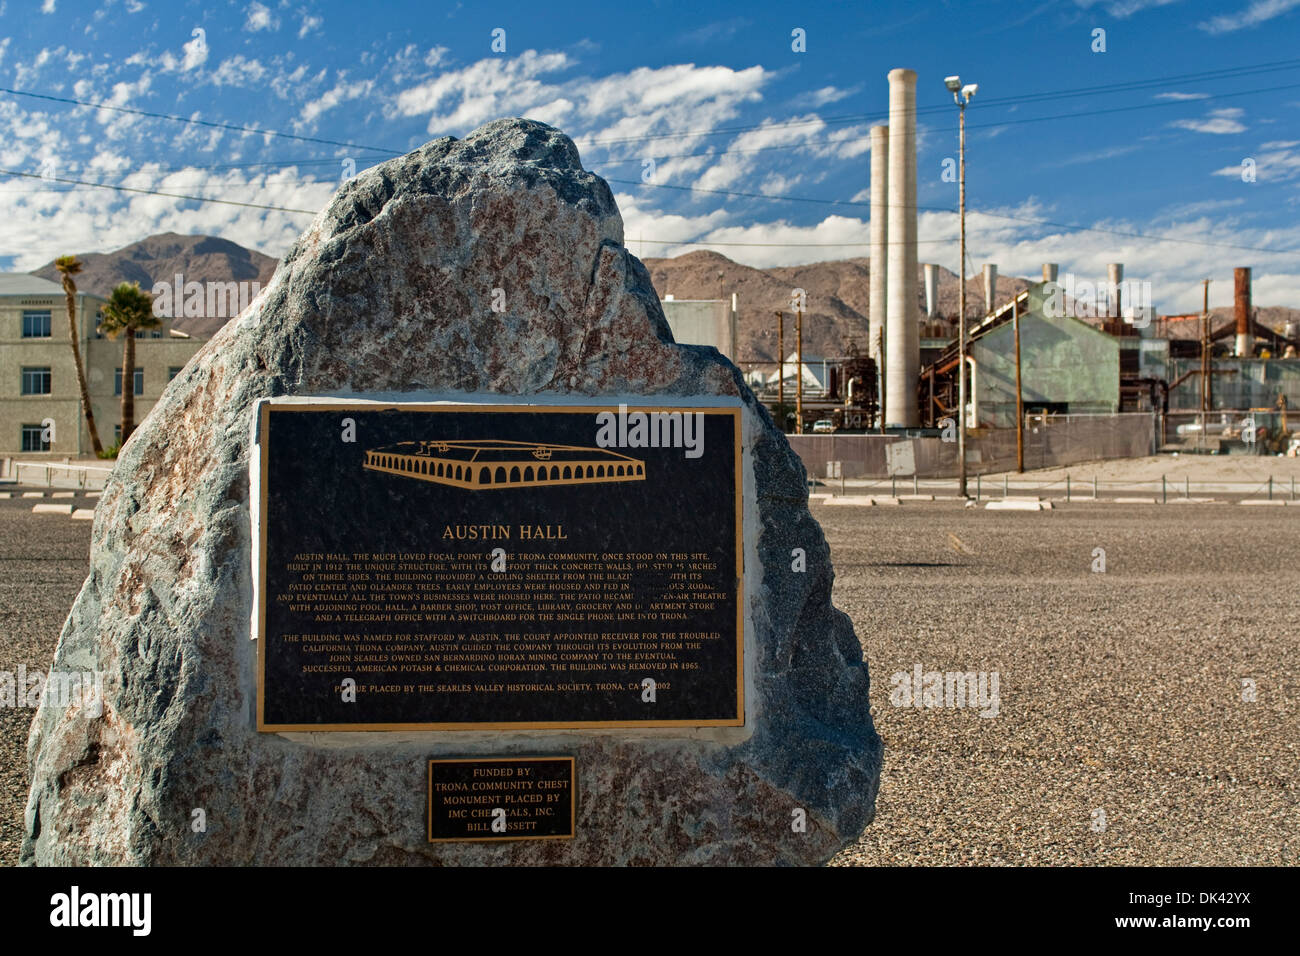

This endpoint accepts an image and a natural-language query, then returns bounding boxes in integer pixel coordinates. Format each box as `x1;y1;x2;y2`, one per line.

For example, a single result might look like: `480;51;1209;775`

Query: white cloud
1154;91;1209;101
298;13;323;38
1171;107;1246;135
393;55;772;177
1213;144;1300;181
125;0;144;11
297;78;375;127
1199;0;1300;33
619;185;1300;310
181;31;208;72
803;86;855;108
393;51;575;131
244;2;279;32
209;56;267;87
13;46;62;88
41;0;54;12
0;163;333;272
1072;0;1183;17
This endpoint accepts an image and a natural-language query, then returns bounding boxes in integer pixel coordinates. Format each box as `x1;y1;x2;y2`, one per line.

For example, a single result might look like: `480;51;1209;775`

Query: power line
6;164;1293;256
609;177;1300;255
578;57;1300;147
0;167;320;214
965;80;1300;133
3;64;1297;253
0;86;402;155
606;177;864;207
589;79;1300;165
7;57;1299;176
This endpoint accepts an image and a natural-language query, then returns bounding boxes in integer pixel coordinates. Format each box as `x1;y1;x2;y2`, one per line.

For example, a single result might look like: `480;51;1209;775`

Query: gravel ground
826;501;1298;865
981;453;1300;486
1;491;1295;866
0;495;92;866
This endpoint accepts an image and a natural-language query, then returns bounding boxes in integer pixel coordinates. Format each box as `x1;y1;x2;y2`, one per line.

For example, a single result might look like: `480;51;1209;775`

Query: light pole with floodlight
945;75;977;498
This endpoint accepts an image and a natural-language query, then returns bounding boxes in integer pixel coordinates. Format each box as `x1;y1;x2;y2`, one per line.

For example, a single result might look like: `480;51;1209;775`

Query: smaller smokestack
1108;263;1123;318
1042;263;1058;283
1235;267;1253;357
923;263;939;319
982;264;997;314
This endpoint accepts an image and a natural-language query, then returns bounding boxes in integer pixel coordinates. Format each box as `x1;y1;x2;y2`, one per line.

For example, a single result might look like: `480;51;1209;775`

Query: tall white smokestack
982;264;998;315
885;68;918;427
1042;263;1058;283
1108;263;1123;318
923;263;939;319
869;125;889;370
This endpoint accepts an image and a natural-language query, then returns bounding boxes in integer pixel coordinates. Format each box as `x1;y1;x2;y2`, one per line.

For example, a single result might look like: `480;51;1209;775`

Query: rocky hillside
31;233;277;337
642;250;1031;365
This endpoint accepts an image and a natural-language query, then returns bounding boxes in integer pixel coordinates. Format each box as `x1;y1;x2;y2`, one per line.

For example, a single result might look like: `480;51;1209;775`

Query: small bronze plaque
428;757;576;842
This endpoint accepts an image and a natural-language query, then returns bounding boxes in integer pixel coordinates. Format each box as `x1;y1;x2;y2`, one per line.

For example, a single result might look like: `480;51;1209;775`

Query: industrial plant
658;66;1300;480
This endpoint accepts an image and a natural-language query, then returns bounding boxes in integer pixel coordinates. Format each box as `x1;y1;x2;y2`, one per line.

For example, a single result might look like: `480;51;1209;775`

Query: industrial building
659;294;739;363
922;281;1121;429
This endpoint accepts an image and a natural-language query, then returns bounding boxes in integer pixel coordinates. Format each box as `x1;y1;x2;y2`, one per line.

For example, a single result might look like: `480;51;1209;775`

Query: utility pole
775;311;785;432
1201;279;1211;451
1013;293;1024;473
796;304;805;434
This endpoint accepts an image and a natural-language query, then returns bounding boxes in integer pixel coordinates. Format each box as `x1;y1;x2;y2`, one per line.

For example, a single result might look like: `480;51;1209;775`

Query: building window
168;366;184;381
21;424;51;452
22;310;52;337
21;367;52;395
114;368;144;396
114;424;121;443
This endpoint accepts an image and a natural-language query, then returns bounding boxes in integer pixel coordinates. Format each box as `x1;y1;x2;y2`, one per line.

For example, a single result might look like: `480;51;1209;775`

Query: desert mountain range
30;235;1296;363
31;233;277;338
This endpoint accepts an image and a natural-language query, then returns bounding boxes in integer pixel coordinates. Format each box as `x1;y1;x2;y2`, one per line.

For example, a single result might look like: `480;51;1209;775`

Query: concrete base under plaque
23;118;881;866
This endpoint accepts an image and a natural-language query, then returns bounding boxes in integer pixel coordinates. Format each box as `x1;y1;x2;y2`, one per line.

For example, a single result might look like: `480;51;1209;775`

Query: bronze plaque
428;757;575;842
255;402;744;731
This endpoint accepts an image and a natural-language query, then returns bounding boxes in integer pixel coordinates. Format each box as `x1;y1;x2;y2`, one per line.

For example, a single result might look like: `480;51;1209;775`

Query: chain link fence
788;413;1156;479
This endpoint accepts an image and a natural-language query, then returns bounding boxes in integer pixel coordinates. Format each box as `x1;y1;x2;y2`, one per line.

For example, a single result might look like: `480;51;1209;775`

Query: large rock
23;118;881;865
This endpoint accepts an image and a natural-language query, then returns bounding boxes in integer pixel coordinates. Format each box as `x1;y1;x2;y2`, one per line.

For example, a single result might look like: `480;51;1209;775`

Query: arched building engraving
363;439;647;490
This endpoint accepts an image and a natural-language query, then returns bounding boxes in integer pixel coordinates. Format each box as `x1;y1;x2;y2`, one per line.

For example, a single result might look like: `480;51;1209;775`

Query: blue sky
1;0;1298;311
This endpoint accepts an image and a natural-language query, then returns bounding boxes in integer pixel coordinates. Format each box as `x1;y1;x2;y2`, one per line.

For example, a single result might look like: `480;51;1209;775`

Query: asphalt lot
1;490;1295;866
0;493;94;866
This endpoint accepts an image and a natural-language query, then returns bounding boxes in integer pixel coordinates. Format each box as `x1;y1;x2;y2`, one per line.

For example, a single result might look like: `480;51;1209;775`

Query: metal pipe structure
1235;267;1253;357
1013;294;1024;473
796;306;804;433
869;125;890;429
1201;279;1211;450
923;263;939;319
965;355;978;426
1042;263;1058;283
775;311;785;432
983;263;997;315
885;68;919;427
1108;263;1124;319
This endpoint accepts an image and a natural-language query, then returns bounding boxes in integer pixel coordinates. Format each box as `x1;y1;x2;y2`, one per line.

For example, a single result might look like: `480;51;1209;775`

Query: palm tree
99;282;159;446
54;256;104;455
